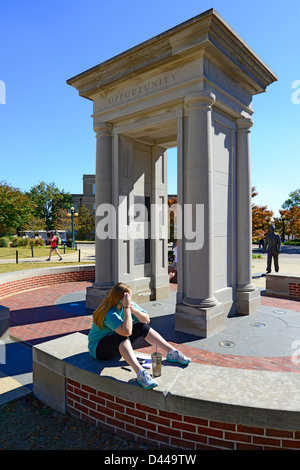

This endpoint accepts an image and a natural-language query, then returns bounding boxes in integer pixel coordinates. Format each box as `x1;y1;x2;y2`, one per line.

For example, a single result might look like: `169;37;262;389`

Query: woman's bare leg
119;328;175;373
145;327;173;354
54;248;62;259
119;339;143;374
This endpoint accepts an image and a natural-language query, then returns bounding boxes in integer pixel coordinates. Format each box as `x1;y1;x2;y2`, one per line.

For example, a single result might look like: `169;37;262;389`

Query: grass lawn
0;246;75;260
0;246;94;274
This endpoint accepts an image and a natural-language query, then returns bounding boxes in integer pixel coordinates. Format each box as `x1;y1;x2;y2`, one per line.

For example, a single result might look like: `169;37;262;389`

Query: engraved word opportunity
108;73;176;105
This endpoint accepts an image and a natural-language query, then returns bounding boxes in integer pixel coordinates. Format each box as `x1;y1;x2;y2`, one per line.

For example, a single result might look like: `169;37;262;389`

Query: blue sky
1;0;299;217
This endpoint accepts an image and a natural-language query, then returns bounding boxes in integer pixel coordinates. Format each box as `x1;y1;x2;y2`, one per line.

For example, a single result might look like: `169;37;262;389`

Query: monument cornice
67;9;277;101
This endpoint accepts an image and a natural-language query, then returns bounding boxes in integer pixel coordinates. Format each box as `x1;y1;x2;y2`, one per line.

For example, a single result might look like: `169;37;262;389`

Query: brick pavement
1;281;300;373
1;282;93;346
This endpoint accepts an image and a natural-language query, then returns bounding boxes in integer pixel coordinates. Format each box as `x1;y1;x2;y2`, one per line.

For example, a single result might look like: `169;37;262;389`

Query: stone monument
67;9;277;337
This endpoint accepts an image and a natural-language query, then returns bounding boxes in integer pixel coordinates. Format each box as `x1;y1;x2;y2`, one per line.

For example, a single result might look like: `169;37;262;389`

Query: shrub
283;239;300;246
10;238;19;247
0;237;10;247
11;237;29;247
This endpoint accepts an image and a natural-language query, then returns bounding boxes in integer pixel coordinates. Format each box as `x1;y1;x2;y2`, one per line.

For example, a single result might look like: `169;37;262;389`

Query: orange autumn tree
274;207;300;240
252;187;273;242
168;196;177;243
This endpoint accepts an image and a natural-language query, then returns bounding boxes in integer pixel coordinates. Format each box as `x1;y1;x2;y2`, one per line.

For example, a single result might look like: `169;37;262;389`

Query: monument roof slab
67;9;277;102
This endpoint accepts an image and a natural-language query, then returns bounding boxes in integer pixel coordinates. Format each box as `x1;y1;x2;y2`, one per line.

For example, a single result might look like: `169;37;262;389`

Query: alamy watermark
0;340;5;364
291;340;300;365
95;199;204;250
291;80;300;104
0;80;6;104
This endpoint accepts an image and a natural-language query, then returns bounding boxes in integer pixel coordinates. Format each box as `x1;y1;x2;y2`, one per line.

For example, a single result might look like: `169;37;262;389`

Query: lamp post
67;207;78;248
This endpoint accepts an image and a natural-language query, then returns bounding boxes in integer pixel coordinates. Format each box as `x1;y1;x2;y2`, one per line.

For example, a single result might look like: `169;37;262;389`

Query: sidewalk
0;254;299;405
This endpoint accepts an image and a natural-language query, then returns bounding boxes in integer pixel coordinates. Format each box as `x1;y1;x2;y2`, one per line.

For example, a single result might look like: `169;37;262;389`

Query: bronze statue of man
263;225;281;273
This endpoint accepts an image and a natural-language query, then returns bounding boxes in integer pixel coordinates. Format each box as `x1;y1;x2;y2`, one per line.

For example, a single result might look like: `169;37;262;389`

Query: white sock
168;348;177;354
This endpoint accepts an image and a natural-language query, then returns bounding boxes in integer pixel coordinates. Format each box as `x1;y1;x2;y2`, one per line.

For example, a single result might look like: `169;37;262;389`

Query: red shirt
51;235;57;248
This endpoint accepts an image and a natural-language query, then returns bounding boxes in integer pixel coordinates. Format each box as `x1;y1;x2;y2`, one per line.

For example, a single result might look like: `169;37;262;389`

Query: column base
151;273;170;302
236;288;261;315
175;302;225;338
182;295;218;308
85;283;114;311
151;284;170;301
236;283;256;292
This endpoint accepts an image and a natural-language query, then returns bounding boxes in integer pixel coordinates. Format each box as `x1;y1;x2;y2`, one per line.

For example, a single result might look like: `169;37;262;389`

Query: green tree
23;214;47;231
282;189;300;209
75;205;95;240
0;181;34;235
27;181;72;230
55;208;72;233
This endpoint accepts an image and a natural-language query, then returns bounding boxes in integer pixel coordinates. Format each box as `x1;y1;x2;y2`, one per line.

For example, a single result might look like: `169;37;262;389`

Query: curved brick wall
266;273;300;299
0;265;95;298
67;378;300;450
33;332;300;452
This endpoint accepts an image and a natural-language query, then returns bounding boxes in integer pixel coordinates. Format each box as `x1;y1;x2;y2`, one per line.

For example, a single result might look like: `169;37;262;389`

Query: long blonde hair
93;282;132;329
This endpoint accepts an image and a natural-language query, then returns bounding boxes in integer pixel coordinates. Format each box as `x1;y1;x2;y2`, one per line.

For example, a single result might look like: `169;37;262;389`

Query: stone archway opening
112;116;179;304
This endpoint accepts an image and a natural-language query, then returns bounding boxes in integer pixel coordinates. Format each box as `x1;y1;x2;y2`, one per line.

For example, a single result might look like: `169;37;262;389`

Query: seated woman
88;282;191;390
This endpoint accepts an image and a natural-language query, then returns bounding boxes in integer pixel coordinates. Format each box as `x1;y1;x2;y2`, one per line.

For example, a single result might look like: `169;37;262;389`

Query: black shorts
95;322;150;360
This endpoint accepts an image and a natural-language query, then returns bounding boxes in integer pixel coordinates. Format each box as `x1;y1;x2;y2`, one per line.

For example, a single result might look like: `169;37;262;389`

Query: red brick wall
0;269;95;298
67;378;300;450
289;283;300;299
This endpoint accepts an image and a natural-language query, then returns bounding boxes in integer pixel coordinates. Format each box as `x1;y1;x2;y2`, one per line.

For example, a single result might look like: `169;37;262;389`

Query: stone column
175;91;224;337
86;121;114;309
235;117;260;314
182;91;217;308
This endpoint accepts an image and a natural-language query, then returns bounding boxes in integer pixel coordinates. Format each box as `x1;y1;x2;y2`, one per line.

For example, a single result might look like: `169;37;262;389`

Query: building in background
72;174;177;214
71;174;95;213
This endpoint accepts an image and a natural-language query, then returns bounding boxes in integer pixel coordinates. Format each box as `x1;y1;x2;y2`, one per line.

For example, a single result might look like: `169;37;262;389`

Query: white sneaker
137;370;158;389
166;349;191;365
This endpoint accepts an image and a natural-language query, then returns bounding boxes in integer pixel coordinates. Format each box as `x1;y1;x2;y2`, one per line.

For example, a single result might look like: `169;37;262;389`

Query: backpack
56;235;61;245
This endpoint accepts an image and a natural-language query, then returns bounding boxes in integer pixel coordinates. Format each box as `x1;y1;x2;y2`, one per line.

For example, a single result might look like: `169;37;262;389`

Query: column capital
236;117;253;131
184;91;216;110
93;119;112;136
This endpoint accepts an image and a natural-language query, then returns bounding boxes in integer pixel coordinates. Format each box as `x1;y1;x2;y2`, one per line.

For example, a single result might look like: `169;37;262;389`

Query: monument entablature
68;8;277;337
68;10;275;121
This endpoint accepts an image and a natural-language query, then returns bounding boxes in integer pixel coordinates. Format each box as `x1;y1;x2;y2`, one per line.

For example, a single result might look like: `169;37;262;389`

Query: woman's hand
122;292;132;308
115;292;133;337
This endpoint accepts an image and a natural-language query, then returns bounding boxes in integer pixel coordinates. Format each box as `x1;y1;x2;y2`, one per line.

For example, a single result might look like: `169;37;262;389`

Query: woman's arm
114;293;133;336
130;303;150;324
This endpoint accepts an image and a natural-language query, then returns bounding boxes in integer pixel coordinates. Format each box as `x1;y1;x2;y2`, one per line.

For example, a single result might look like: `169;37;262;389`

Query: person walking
46;231;63;261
